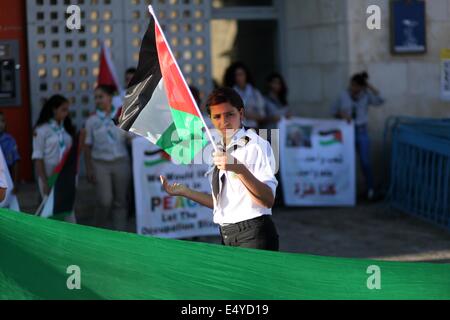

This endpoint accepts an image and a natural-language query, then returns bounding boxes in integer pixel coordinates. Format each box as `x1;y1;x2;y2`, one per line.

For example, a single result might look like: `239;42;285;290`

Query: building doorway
210;1;282;91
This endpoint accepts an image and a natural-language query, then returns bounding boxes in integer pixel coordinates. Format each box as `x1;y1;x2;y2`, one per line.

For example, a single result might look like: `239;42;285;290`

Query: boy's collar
217;127;251;150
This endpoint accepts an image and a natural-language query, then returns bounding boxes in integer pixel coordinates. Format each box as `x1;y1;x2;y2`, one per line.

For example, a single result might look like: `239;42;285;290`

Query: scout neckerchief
49;119;66;160
96;109;116;144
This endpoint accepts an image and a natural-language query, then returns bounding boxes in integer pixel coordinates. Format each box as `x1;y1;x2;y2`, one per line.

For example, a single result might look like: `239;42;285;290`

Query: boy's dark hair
205;87;245;115
351;71;369;87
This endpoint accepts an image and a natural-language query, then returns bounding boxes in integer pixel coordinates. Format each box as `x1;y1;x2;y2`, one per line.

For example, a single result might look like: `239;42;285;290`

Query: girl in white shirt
263;73;291;131
84;85;132;231
224;62;266;130
32;95;76;222
161;88;279;251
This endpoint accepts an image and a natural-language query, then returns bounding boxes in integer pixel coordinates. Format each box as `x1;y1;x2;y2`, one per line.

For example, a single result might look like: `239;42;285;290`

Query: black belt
220;215;269;234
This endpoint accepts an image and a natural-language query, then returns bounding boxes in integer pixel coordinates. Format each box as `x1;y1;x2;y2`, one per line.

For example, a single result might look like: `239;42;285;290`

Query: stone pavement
15;178;450;264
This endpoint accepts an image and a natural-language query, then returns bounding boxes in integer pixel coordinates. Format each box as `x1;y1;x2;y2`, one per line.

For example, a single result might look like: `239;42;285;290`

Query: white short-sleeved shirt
32;122;73;176
206;128;278;226
84;112;129;161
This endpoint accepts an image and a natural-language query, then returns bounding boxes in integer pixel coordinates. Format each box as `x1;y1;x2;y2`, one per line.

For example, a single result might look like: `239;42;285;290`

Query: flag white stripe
102;41;123;93
129;78;174;144
148;5;217;153
40;189;54;219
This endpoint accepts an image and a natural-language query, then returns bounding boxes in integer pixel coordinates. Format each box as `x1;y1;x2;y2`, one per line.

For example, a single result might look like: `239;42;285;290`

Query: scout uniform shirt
32;120;72;176
206;128;278;226
84;110;129;161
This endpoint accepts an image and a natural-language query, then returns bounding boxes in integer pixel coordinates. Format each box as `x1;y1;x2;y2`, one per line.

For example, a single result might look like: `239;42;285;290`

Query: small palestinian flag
38;135;79;220
118;5;211;165
144;149;171;168
319;129;343;146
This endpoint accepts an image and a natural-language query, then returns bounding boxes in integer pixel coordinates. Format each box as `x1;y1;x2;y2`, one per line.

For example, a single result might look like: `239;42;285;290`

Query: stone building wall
284;0;450;190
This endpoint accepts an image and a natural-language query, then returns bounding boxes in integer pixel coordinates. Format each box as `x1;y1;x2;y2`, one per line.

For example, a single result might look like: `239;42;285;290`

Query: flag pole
35;195;48;217
148;5;218;153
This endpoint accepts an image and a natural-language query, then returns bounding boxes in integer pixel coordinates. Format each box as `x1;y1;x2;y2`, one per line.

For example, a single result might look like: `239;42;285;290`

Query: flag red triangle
98;44;121;92
154;18;200;117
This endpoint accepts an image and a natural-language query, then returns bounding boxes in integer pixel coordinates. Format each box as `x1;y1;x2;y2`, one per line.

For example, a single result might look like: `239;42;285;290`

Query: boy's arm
160;176;214;209
183;188;214;210
236;166;275;209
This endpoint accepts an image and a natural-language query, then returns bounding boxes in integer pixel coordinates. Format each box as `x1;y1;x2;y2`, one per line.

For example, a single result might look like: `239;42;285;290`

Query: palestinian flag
144;149;171;168
38;135;80;220
98;41;122;93
98;41;123;119
118;6;211;165
319;129;343;146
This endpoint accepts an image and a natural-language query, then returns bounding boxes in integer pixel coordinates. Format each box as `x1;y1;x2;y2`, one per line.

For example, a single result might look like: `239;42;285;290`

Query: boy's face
209;102;244;138
0;115;5;133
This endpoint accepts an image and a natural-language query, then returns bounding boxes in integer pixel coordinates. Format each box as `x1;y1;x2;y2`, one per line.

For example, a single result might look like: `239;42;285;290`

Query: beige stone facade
284;0;450;187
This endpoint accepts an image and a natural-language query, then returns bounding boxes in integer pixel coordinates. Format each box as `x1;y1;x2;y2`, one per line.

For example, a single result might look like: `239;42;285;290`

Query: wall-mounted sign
390;0;426;54
441;49;450;101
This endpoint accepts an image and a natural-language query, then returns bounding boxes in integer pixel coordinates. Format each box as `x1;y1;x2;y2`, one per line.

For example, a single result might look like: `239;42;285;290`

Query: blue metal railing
385;117;450;231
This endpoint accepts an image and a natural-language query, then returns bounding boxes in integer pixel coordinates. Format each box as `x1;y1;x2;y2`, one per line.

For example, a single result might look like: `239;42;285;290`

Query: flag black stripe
53;135;79;215
119;16;163;131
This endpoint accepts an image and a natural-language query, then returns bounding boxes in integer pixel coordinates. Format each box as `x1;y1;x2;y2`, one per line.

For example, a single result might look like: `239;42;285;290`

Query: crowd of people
0;61;385;232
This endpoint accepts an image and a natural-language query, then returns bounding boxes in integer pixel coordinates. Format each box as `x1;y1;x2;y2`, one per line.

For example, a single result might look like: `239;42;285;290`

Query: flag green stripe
50;212;73;221
155;121;178;150
155;108;208;165
320;140;339;146
144;159;169;168
1;209;450;300
47;174;59;189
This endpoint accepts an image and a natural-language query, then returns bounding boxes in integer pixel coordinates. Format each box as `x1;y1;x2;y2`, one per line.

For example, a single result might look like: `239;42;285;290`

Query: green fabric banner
0;209;449;300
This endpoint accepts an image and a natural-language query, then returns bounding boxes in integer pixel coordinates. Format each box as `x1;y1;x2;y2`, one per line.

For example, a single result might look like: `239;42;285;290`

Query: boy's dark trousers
219;215;279;251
